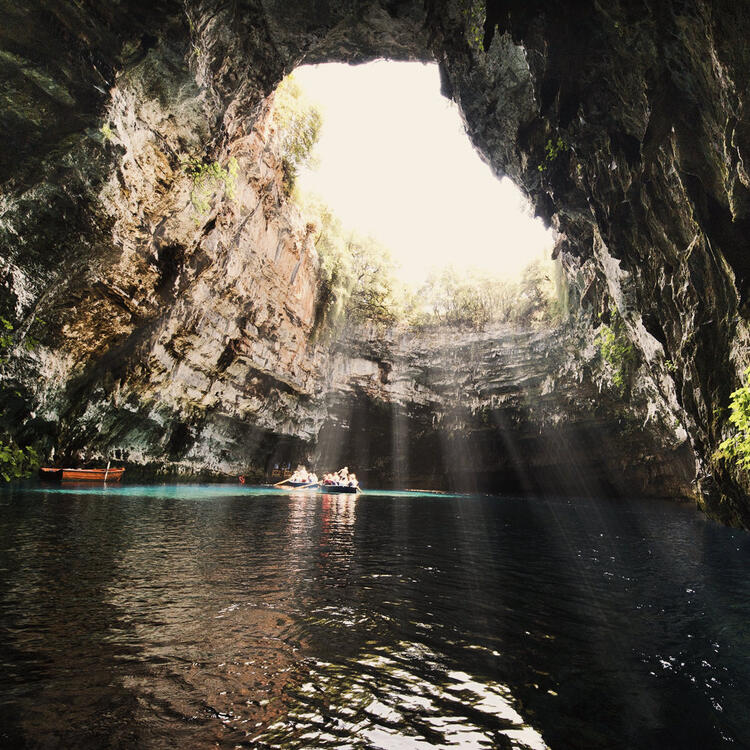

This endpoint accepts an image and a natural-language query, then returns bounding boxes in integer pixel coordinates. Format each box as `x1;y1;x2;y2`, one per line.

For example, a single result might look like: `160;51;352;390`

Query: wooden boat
319;483;359;494
39;467;125;482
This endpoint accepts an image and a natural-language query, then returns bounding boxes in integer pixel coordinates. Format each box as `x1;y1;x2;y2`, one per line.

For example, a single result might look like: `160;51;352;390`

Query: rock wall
318;324;695;497
1;1;748;522
1;16;325;477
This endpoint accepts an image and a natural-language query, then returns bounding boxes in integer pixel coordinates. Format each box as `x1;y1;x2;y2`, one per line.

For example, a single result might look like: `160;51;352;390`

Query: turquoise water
1;483;749;748
25;483;466;499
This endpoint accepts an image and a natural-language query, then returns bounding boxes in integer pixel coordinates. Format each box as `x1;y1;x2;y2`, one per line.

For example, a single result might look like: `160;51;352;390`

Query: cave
4;3;750;747
2;1;750;526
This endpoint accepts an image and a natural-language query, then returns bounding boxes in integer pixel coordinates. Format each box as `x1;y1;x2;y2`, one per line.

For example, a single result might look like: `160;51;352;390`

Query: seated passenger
291;466;308;483
348;473;358;487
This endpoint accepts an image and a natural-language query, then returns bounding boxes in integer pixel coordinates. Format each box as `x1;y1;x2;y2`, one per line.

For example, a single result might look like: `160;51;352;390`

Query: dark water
1;485;749;749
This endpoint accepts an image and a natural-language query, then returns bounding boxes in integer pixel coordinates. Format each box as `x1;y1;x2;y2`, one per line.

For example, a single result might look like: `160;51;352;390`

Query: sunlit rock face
318;325;696;498
0;2;748;521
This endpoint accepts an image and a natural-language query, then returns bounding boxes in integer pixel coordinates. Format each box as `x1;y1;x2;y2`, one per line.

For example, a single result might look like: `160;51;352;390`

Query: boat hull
319;484;359;494
40;467;125;482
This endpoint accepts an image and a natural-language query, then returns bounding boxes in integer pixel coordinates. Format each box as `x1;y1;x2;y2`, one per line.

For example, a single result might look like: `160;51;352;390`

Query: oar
274;478;291;487
295;482;319;490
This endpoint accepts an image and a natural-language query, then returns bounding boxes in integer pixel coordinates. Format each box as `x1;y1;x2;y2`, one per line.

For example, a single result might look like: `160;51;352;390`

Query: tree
346;235;399;325
271;75;322;192
296;194;399;335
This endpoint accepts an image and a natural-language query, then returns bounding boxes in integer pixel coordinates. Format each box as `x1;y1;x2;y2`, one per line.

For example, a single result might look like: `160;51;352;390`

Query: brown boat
40;467;125;482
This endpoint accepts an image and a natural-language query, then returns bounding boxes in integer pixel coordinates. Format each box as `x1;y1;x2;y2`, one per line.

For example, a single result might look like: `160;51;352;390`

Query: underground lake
1;484;749;748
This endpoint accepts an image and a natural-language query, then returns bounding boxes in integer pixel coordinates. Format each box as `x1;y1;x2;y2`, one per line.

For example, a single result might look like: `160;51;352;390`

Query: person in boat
308;472;318;484
289;466;308;483
348;472;359;488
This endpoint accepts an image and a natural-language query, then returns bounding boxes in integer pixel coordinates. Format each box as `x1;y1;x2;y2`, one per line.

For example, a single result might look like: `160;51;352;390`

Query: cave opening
265;60;585;492
289;60;555;289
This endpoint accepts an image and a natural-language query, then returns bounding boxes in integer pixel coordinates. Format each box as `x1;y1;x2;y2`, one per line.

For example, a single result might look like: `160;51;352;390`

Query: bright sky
293;61;554;285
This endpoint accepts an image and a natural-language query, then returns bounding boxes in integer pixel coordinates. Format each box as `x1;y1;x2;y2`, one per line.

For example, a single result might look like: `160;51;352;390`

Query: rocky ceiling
2;1;750;524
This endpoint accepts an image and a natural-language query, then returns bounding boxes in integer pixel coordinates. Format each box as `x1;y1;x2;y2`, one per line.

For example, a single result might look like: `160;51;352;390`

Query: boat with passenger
273;466;319;490
319;467;361;494
268;465;361;493
319;483;358;494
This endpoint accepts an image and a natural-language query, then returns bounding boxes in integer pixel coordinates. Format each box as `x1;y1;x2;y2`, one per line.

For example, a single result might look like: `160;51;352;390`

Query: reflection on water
258;644;547;749
0;485;749;748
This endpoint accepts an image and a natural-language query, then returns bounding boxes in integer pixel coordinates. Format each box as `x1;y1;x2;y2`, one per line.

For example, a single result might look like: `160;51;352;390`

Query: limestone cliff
1;21;325;476
1;1;748;523
318;323;695;497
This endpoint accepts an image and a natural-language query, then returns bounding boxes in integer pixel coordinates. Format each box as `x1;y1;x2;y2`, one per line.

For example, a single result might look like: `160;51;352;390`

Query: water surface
1;484;749;748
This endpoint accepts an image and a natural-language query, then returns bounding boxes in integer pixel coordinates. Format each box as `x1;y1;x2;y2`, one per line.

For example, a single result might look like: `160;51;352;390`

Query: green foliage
664;358;678;373
100;123;114;142
296;194;399;337
716;367;750;470
0;316;44;357
0;316;13;353
182;156;239;214
346;236;400;326
461;0;486;52
595;306;637;394
406;259;565;331
297;192;567;336
271;75;322;192
538;136;569;172
0;439;39;482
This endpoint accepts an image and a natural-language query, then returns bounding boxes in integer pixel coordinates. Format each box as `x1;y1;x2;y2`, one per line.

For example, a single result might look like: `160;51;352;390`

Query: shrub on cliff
182;157;239;214
595;306;637;395
716;367;750;470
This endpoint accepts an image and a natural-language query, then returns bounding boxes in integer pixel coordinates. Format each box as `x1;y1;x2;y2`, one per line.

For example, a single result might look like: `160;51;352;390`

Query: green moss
461;0;486;52
0;316;13;353
595;307;637;395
